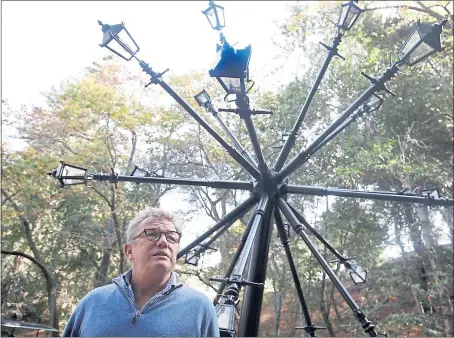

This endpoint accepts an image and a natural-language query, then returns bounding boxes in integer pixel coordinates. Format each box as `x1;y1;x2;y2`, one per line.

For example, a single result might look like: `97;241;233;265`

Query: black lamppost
49;1;451;337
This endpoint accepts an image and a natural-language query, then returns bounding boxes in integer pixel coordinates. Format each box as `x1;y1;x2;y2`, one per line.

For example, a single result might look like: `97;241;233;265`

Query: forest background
2;1;453;337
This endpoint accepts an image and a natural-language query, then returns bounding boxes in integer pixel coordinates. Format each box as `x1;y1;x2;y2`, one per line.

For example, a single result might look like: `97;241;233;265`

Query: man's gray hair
126;207;182;243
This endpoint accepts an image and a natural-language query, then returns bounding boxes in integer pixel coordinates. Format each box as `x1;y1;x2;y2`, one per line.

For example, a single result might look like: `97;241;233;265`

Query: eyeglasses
134;229;182;244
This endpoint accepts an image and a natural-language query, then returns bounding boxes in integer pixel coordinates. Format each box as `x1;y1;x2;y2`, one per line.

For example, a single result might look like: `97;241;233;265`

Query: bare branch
1;188;24;206
90;186;113;208
178;269;217;292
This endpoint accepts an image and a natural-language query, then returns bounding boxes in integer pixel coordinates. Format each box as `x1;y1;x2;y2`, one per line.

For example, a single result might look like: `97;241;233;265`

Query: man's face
125;216;180;275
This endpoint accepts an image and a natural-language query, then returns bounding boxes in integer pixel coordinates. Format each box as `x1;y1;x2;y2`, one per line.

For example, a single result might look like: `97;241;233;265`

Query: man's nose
156;234;169;247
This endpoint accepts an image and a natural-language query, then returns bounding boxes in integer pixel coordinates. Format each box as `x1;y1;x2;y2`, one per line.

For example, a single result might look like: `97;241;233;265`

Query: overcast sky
2;1;294;110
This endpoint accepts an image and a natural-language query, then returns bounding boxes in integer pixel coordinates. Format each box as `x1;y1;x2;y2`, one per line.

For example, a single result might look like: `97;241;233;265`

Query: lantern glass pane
408;41;435;65
205;7;218;29
186;252;200;265
338;5;348;27
366;95;382;110
429;189;440;199
117;29;138;55
339;2;361;30
132;167;149;177
195;91;210;106
63;165;86;177
349;264;367;284
101;30;111;46
399;28;421;60
344;11;355;29
216;5;225;28
107;38;131;59
217;304;235;329
223;77;241;91
61;165;86;186
55;163;64;178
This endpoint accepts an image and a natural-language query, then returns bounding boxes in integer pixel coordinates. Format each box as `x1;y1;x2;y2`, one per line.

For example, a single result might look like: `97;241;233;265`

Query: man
62;207;220;337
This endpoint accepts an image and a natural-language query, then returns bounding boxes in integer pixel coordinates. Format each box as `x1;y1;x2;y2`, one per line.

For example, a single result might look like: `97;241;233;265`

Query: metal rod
274;208;316;337
191;199;254;259
277;198;378;337
238;200;274;337
212;111;258;168
308;106;366;157
287;203;344;261
274;30;344;171
242;114;269;178
177;195;258;259
146;72;261;180
92;174;254;190
234;195;270;275
277;64;400;182
213;204;259;305
285;184;454;207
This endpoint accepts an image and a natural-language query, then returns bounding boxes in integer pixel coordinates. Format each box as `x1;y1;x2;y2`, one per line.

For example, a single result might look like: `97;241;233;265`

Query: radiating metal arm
287;203;345;262
139;62;261;180
242;114;270;180
187;199;254;265
285;184;454;207
92;174;254;190
277;64;400;182
308;105;369;158
177;195;258;259
274;208;323;337
274;30;344;171
212;110;258;168
277;198;378;337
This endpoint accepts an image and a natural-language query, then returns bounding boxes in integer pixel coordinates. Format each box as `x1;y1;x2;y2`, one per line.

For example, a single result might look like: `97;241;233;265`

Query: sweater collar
113;269;182;289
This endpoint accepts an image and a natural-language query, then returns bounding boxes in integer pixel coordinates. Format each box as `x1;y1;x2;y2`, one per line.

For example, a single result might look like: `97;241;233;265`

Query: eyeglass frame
134;229;182;244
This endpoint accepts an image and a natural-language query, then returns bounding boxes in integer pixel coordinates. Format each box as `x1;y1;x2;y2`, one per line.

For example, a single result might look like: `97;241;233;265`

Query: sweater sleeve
202;299;220;337
61;302;84;337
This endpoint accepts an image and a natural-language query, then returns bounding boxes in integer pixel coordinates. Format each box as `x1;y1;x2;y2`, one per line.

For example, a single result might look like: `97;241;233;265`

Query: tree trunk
319;272;336;336
273;291;283;337
94;219;114;287
110;185;124;275
94;248;112;288
405;204;429;291
440;206;453;245
417;205;454;337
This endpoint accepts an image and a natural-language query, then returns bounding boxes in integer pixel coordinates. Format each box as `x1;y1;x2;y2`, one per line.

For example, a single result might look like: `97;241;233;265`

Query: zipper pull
132;310;140;324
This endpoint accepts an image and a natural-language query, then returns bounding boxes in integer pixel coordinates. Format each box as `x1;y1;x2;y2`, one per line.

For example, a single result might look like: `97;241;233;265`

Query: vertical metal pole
238;200;274;337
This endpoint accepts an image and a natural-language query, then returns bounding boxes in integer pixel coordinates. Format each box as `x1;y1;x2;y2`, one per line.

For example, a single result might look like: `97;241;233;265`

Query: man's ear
124;243;134;260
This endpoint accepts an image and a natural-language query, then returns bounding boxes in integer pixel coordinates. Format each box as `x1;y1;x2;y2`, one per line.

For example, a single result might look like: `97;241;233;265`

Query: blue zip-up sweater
62;271;219;337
